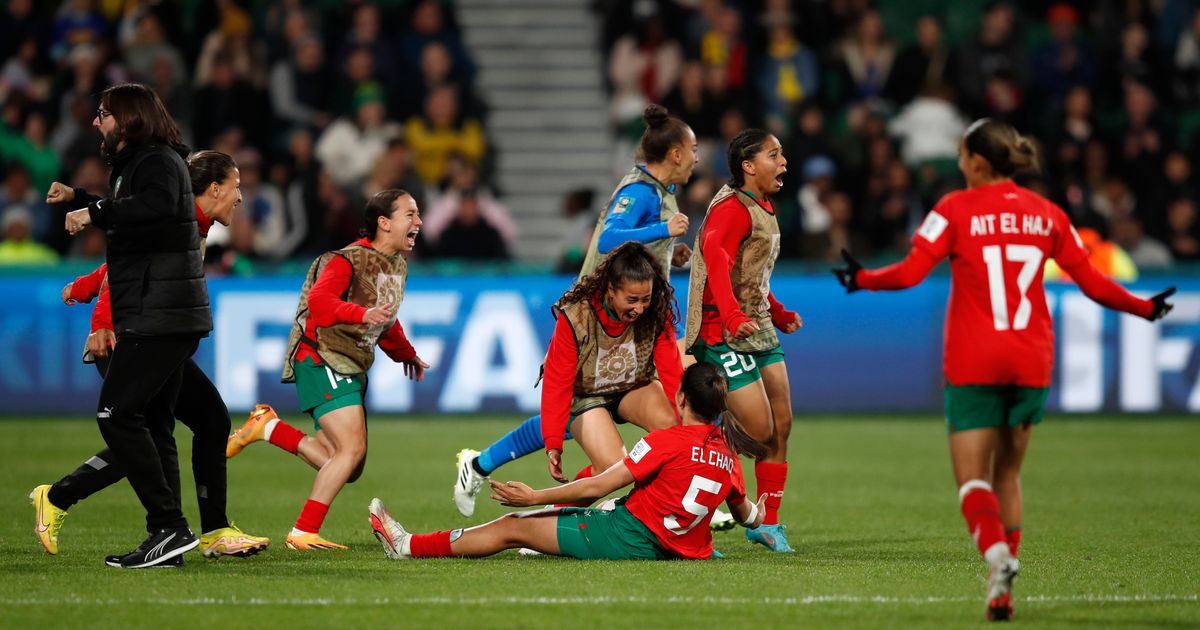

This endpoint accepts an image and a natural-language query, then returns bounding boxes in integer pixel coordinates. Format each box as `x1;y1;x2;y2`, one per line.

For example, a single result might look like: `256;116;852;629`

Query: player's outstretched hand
490;480;536;507
832;248;863;293
62;282;76;305
403;355;429;381
1147;287;1176;321
546;448;567;483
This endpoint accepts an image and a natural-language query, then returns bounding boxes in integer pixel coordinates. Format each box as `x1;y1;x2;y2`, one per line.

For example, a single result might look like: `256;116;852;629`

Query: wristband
737;501;759;528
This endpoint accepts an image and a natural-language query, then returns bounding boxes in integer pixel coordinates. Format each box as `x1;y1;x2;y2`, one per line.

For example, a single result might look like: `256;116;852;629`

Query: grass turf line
1;416;1197;629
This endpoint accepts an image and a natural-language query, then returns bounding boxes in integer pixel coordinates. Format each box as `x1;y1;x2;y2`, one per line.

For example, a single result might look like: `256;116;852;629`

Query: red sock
409;531;453;558
268;419;305;455
554;465;594;508
754;461;788;525
1006;527;1022;557
960;483;1007;558
294;499;329;534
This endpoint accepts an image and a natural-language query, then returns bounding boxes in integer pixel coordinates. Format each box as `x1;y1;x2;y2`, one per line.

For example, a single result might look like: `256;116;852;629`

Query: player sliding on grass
833;118;1175;621
225;189;429;551
683;128;803;554
31;150;269;563
371;362;767;560
453;104;711;519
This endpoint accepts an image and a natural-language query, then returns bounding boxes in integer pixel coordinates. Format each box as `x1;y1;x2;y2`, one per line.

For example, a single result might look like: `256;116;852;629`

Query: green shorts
566;391;630;435
291;357;367;430
689;341;785;392
944;384;1050;434
555;502;669;560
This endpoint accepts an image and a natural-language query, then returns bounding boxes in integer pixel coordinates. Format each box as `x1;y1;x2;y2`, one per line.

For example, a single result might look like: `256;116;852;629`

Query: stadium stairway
458;0;614;261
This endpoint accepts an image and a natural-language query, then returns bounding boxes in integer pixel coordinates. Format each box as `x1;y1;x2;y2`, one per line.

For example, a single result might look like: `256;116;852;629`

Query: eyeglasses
96;108;112;120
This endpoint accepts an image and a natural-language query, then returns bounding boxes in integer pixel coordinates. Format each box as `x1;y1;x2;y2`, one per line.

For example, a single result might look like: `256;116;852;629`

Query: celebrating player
453;104;700;517
371;363;767;561
683;128;802;553
31;151;269;562
225;190;429;551
832;119;1175;620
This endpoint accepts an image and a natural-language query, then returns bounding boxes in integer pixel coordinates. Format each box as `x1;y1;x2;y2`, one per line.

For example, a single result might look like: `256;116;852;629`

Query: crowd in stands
0;0;514;269
592;0;1200;272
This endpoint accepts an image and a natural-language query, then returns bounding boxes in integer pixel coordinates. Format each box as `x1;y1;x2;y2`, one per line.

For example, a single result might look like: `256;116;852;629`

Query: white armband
737;501;759;528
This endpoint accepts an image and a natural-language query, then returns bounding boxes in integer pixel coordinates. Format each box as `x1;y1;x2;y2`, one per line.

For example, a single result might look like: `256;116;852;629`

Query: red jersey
623;424;747;560
858;181;1153;386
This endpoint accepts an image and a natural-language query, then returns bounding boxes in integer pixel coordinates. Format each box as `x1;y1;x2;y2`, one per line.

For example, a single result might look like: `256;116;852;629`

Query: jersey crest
917;210;949;243
613;196;634;214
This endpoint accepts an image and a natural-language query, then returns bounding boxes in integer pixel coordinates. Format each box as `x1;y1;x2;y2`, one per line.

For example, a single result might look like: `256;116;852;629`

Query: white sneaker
986;557;1020;621
517;547;542;556
368;498;410;560
454;449;488;517
710;508;736;532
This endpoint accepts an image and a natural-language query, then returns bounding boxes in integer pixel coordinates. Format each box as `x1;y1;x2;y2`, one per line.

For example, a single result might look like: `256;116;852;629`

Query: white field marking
0;594;1195;607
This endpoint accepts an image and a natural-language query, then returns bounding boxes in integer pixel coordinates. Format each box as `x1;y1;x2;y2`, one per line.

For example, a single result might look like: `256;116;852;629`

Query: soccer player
225;190;429;551
371;363;768;561
453;104;700;517
32;151;270;563
832;118;1175;620
683;129;803;553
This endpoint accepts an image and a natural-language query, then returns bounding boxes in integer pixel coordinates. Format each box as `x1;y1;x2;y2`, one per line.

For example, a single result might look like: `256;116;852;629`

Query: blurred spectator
782;104;833;192
708;107;746;181
756;25;818;136
405;85;485;186
888;84;966;167
0;163;51;243
1172;8;1200;106
50;0;107;63
1102;22;1162;110
49;92;99;175
798;155;837;236
955;2;1026;116
424;162;516;247
1089;177;1136;222
1030;4;1096;110
258;160;307;260
1165;197;1200;260
833;9;895;105
193;52;264;149
1;36;45;104
884;15;956;107
121;11;186;89
315;86;401;187
610;14;684;107
0;207;57;264
335;46;382;118
397;41;483;122
401;0;475;85
663;62;718;140
1044;85;1095;181
0;111;60;194
428;190;509;260
1115;82;1174;202
1045;227;1138;281
699;6;748;91
556;187;598;273
1;0;46;62
802;190;868;261
338;3;401;88
269;34;332;132
1111;215;1173;270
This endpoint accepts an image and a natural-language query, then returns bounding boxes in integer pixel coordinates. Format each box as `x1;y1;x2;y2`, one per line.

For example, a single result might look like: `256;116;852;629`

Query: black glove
1147;287;1176;321
832;248;863;293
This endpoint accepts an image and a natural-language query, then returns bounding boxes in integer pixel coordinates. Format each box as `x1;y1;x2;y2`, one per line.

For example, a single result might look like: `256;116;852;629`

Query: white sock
984;541;1014;568
263;418;281;441
399;534;412;558
290;527;312;537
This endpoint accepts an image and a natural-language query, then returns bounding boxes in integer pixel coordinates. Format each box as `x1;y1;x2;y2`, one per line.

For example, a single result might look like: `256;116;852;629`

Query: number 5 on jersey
981;244;1044;331
664;475;722;535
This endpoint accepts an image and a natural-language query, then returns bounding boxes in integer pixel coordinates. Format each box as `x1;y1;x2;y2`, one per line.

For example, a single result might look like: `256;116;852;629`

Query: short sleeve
1050;206;1089;269
911;197;954;261
623;431;672;481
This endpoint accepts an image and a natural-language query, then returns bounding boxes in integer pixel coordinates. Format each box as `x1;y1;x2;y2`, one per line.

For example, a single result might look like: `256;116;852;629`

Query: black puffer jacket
83;143;212;338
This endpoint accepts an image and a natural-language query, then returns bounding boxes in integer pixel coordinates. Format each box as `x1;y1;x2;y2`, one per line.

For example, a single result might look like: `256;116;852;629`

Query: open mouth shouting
406;228;419;249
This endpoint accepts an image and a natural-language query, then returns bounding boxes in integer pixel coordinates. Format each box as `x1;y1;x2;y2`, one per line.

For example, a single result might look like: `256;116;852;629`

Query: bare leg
571;408;627;472
448;511;563;557
759;362;793;463
618;380;677;433
306;406;367;505
993;424;1033;529
293;431;334;471
725;380;774;444
949;427;999;487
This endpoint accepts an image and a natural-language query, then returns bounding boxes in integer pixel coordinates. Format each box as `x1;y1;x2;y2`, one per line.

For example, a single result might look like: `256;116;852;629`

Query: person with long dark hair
834;118;1175;620
452;104;700;518
33;150;270;562
225;189;429;551
53;83;211;568
684;128;803;554
369;362;767;561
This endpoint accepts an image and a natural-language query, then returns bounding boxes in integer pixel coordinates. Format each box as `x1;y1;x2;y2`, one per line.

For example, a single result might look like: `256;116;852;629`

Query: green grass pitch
1;415;1197;628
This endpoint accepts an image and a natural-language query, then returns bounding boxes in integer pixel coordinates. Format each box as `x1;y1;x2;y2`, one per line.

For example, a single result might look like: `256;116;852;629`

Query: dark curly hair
556;242;676;339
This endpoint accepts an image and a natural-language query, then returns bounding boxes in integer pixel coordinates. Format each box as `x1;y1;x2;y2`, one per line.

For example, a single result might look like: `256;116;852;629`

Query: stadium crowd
0;0;512;270
2;0;1200;272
